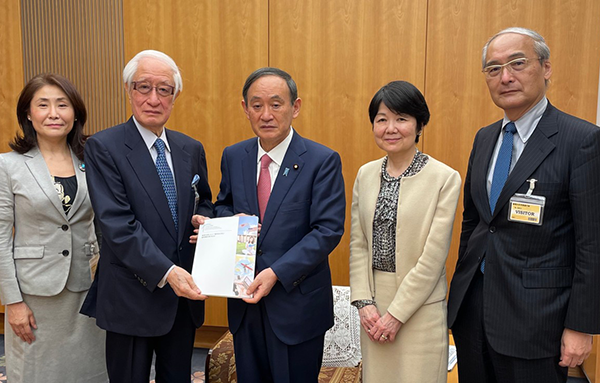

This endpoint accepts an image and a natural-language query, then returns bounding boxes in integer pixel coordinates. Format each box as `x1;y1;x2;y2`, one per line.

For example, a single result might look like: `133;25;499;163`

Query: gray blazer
0;147;99;305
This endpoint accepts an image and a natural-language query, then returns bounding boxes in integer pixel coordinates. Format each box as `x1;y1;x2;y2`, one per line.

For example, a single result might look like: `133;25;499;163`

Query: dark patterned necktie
154;138;178;232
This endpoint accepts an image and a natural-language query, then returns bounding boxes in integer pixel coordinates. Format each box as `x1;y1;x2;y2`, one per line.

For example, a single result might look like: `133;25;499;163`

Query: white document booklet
192;215;258;298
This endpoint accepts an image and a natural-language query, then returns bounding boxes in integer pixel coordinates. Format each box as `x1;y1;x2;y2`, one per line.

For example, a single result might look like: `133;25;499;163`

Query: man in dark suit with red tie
209;67;346;383
448;27;600;383
81;50;213;382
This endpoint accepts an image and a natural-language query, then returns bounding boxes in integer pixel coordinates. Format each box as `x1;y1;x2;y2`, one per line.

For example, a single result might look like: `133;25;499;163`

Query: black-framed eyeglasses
132;81;175;97
482;57;540;78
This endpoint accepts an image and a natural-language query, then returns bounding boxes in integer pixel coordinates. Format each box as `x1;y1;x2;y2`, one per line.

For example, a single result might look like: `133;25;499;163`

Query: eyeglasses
482;57;539;78
132;81;175;97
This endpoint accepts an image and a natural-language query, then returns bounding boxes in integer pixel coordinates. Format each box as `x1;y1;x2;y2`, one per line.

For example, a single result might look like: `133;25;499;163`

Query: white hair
482;27;550;69
122;50;183;95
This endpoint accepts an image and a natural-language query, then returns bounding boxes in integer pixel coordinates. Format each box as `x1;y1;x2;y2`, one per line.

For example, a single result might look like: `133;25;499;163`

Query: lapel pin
78;162;86;172
293;164;299;170
191;174;200;187
283;168;290;177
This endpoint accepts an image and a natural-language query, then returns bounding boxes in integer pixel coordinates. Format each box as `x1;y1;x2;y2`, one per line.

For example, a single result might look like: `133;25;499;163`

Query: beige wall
4;0;600;332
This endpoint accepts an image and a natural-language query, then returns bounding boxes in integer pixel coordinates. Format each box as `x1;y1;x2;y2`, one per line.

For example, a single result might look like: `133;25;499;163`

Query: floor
0;333;590;382
0;334;208;382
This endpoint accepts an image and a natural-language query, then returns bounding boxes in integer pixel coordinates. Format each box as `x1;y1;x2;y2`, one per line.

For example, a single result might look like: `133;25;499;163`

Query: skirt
5;288;108;383
361;270;448;383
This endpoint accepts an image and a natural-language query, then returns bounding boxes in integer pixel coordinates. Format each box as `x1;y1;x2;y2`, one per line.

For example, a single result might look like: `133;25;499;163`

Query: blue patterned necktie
154;138;178;233
482;122;516;273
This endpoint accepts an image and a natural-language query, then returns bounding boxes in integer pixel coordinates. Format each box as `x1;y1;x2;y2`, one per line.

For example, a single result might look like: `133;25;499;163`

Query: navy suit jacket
215;131;345;345
448;103;600;358
81;118;213;337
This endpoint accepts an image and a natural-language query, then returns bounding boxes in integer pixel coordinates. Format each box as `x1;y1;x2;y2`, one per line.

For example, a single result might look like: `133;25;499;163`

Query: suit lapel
67;149;86;220
491;104;557;220
259;134;306;244
242;140;260;217
362;159;383;243
125;120;178;242
168;129;191;245
472;121;502;222
24;147;67;220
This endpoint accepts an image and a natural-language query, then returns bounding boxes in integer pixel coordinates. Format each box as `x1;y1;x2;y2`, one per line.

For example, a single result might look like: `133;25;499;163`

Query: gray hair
242;67;298;105
123;50;183;95
482;27;550;69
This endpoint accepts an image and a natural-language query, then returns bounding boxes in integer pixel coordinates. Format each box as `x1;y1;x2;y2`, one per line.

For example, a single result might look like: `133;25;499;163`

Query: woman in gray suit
0;74;107;382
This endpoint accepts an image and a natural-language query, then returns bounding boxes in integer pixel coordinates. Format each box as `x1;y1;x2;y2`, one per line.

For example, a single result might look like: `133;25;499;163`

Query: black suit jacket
448;103;600;359
81;118;213;337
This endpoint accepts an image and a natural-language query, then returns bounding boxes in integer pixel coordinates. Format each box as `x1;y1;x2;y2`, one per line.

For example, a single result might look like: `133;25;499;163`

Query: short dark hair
242;67;298;105
368;81;430;143
11;73;88;160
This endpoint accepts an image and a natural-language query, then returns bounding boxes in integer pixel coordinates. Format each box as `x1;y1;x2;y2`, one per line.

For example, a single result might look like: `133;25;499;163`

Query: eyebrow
485;52;527;67
250;95;285;102
34;97;70;102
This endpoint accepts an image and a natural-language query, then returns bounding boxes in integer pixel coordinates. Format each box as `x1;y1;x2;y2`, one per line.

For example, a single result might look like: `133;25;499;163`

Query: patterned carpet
0;334;591;382
0;334;207;382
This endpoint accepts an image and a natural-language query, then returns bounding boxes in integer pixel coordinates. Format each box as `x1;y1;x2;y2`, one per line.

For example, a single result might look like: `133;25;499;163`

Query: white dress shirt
256;127;294;189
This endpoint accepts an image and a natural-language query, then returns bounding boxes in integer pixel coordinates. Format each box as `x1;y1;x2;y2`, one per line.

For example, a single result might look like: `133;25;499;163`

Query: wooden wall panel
0;0;23;153
20;0;126;134
123;0;269;326
424;0;600;285
269;0;428;286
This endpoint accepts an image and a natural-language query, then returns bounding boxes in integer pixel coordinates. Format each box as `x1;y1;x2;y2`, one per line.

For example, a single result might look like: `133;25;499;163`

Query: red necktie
257;154;272;221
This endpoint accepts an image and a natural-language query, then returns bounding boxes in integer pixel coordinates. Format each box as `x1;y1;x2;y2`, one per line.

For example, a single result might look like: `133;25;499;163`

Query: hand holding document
191;215;258;298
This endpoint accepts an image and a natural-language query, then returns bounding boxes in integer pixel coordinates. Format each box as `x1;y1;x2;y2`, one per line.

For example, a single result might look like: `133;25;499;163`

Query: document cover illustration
192;216;258;298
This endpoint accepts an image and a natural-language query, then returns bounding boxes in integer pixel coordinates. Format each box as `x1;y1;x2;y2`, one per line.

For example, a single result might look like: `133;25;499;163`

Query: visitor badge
508;179;545;226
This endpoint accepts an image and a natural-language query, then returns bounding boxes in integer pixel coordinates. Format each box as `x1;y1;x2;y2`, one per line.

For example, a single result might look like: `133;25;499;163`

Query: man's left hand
559;328;593;367
243;268;278;304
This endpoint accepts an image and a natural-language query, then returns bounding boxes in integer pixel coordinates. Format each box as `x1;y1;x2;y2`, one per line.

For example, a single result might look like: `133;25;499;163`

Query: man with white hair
81;50;213;382
448;27;600;383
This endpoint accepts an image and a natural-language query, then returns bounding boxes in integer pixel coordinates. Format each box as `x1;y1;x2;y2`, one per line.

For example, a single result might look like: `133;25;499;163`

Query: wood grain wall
20;0;126;134
424;0;600;284
0;0;23;154
4;0;600;337
122;0;269;326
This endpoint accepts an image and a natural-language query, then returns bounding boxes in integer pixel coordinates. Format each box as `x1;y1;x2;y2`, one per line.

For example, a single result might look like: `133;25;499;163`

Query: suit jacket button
179;247;183;251
62;250;69;256
293;281;299;286
257;250;262;256
61;224;69;231
489;226;496;233
143;281;147;286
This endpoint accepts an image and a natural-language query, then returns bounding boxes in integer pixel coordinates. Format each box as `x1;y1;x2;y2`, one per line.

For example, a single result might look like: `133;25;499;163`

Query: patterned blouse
352;150;428;310
52;175;77;214
372;151;428;272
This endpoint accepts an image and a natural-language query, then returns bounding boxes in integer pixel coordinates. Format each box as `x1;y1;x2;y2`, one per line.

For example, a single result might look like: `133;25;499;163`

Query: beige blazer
0;147;98;304
349;155;461;323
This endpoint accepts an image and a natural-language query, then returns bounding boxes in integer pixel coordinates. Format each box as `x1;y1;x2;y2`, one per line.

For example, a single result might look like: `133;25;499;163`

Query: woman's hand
371;311;403;344
7;302;37;344
358;305;381;342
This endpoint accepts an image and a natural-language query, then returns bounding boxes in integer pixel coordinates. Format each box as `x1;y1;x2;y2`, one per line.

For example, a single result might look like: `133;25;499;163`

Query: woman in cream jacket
350;81;461;382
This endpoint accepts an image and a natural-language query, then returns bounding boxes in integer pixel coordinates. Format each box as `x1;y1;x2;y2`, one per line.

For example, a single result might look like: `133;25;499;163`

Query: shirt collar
502;97;547;144
257;127;294;166
133;116;171;153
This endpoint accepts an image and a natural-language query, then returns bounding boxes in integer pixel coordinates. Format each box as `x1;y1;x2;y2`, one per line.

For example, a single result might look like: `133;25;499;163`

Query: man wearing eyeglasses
448;27;600;383
80;50;214;382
